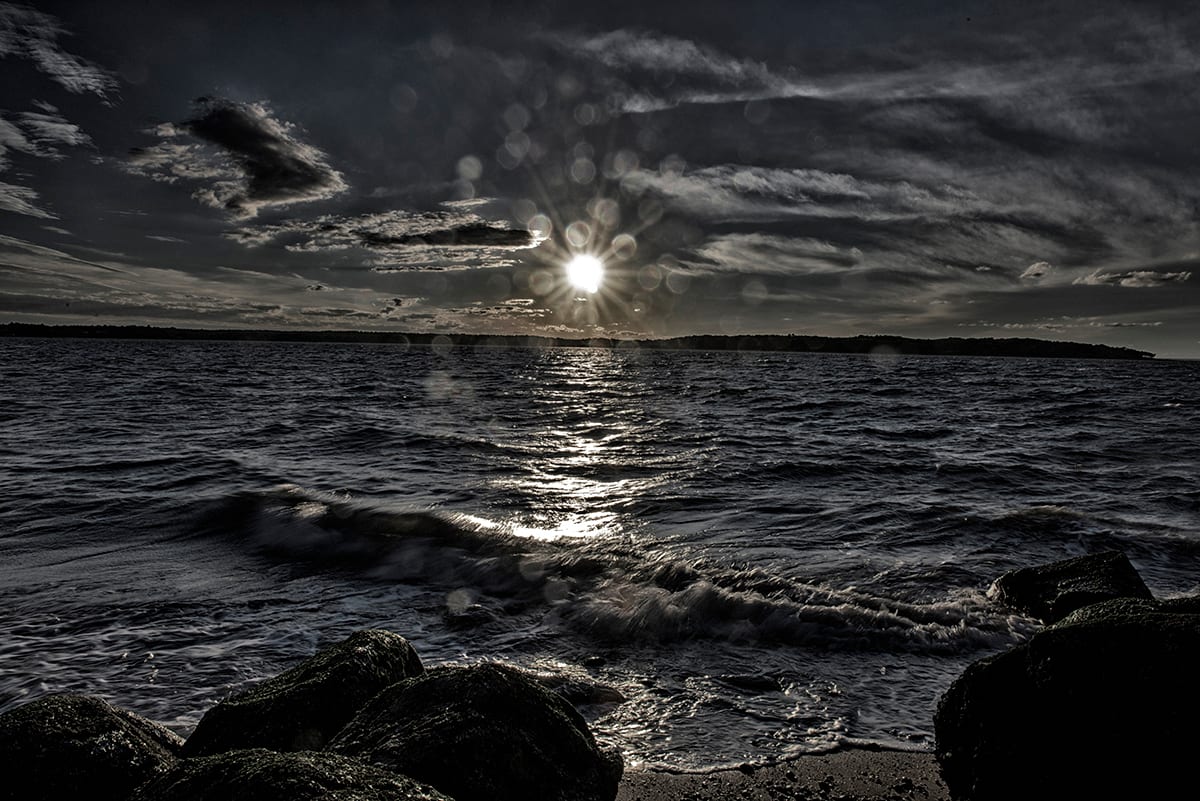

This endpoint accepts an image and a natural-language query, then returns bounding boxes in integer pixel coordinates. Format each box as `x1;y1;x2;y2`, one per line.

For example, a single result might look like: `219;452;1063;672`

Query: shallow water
1;338;1197;768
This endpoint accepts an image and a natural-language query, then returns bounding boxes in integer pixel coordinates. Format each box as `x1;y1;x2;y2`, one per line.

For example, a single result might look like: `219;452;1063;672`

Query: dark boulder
184;629;423;757
987;549;1151;623
328;662;623;801
132;748;452;801
935;596;1200;800
0;693;182;801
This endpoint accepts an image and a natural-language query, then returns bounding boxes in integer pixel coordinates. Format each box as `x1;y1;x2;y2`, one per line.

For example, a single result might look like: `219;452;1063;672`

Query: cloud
126;138;234;184
0;114;36;167
1074;268;1192;288
557;29;778;85
0;180;54;217
0;107;90;166
127;97;347;218
0;105;93;218
623;163;985;223
0;3;117;97
0;233;405;327
683;232;862;276
230;205;541;271
15;109;90;149
1020;261;1053;280
541;28;812;112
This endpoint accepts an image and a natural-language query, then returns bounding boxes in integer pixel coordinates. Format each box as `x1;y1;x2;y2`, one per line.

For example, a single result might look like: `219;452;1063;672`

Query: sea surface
1;337;1198;769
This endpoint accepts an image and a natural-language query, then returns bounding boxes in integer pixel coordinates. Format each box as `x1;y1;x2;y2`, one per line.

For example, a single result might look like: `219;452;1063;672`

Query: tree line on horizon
0;323;1155;360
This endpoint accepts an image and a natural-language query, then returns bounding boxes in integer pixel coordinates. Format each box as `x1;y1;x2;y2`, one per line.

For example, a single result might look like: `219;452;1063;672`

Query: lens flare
565;254;604;293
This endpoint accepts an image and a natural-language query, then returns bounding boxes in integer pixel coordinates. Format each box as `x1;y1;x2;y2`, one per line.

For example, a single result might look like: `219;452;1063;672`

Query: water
1;338;1197;769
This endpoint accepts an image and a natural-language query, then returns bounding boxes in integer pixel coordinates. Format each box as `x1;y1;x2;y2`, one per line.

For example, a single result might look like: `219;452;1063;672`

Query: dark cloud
128;97;347;218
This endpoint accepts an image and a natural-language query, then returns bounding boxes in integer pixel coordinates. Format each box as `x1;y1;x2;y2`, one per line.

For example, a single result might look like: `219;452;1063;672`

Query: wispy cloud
683;232;862;276
127;98;347;218
1074;268;1192;288
552;16;1200;132
0;3;118;98
623;163;986;224
0;233;398;327
542;28;811;111
0;106;90;166
0;180;54;218
230;204;542;271
1020;261;1053;281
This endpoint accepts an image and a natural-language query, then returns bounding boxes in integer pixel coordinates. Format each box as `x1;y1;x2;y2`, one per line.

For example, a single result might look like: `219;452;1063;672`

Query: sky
1;0;1199;357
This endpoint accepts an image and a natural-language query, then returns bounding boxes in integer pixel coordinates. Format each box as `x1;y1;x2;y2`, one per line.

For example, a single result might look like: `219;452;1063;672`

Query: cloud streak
0;3;117;97
230;204;542;271
0;180;54;218
1075;268;1193;288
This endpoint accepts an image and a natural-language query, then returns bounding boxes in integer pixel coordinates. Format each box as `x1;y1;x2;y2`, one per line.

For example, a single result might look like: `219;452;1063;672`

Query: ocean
1;337;1197;770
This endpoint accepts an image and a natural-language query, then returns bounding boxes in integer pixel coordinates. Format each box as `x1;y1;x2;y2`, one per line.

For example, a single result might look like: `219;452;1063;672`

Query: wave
194;486;1034;655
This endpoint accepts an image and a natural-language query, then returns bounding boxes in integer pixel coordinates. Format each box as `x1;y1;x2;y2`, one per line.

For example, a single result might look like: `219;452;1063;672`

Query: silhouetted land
0;323;1155;359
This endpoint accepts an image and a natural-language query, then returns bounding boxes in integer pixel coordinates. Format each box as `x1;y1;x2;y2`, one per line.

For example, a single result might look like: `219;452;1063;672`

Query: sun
564;254;604;294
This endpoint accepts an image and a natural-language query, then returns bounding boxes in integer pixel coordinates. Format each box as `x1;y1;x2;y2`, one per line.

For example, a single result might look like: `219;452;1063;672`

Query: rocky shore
2;550;1194;800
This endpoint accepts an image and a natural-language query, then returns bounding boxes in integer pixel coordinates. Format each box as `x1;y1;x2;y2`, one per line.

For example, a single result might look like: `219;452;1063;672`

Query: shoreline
617;746;948;801
0;322;1155;360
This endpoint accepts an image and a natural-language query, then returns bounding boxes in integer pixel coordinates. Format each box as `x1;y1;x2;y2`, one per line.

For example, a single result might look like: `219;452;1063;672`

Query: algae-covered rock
987;549;1151;623
935;597;1200;800
132;748;452;801
329;662;623;801
184;629;423;757
0;693;182;801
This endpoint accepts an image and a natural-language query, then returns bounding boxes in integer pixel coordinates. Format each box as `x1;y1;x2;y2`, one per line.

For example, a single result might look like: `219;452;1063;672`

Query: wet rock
935;597;1200;800
987;549;1151;623
132;748;451;801
329;662;623;801
184;629;423;757
0;693;182;801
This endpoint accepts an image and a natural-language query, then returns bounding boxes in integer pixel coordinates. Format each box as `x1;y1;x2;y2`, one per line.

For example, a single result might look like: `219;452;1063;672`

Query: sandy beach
618;748;948;801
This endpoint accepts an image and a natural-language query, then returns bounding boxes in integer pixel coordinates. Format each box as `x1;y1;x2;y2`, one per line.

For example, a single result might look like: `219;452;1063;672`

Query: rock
132;748;451;801
0;693;182;801
184;629;423;757
987;549;1152;623
935;597;1200;800
328;662;623;801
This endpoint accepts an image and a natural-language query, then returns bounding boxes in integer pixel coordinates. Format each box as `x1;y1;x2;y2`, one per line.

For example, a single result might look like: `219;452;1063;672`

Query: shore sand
617;748;948;801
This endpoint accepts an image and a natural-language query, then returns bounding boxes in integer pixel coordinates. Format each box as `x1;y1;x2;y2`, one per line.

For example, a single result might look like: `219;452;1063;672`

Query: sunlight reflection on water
496;347;651;542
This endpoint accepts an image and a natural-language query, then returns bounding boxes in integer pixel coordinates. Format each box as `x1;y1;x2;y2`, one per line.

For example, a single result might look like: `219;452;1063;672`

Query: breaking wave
196;485;1034;654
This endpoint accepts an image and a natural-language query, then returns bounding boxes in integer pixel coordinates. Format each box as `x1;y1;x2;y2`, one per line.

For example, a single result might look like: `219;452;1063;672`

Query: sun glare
565;254;604;294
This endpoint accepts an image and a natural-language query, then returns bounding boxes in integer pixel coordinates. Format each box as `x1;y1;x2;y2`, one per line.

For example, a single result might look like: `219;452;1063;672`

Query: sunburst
564;253;604;294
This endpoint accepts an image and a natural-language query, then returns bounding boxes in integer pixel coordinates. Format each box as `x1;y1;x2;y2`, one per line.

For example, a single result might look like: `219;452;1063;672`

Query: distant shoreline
0;323;1155;360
